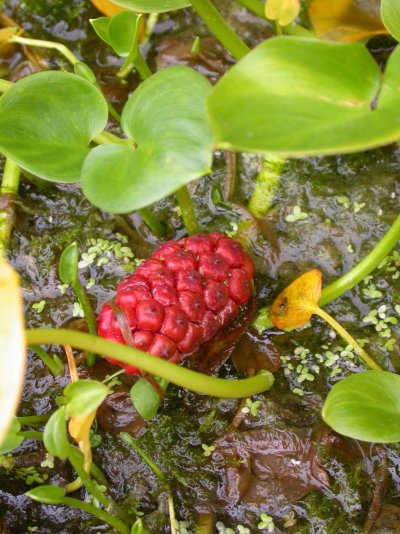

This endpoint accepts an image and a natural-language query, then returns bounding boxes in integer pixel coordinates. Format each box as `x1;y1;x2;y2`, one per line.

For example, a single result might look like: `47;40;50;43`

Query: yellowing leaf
269;269;322;330
68;411;96;444
265;0;301;26
309;0;388;42
91;0;125;17
0;259;26;449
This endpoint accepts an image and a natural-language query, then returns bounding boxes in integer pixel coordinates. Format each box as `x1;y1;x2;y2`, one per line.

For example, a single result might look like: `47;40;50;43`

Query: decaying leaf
0;258;26;449
269;269;322;330
91;0;125;17
309;0;388;42
265;0;301;26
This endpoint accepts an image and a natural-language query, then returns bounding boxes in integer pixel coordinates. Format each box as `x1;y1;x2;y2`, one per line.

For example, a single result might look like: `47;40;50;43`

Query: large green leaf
0;71;108;182
109;0;190;14
381;0;400;42
208;37;400;156
322;371;400;443
81;66;213;213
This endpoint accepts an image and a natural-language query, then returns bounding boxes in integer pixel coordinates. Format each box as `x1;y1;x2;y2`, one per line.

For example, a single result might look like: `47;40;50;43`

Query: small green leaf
64;380;109;417
59;242;79;285
322;370;400;443
381;0;400;42
81;66;213;213
90;16;111;45
26;484;66;505
208;38;400;157
0;71;108;183
131;518;151;534
109;0;190;14
130;377;168;420
107;10;139;57
43;407;70;460
0;417;23;454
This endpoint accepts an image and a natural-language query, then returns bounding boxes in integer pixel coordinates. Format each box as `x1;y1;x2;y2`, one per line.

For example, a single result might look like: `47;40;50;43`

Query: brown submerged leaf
309;0;388;42
269;269;322;330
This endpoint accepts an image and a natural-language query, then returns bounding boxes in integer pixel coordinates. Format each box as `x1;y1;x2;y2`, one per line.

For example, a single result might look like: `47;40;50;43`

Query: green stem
61;497;129;534
131;49;152;80
319;212;400;306
0;158;21;257
69;446;109;487
17;414;51;426
234;0;265;18
315;306;381;371
10;35;79;65
72;281;97;366
93;130;133;147
0;78;13;93
283;24;317;38
175;186;201;235
17;430;43;440
120;433;166;482
25;329;274;398
138;207;166;238
29;344;63;376
189;0;250;61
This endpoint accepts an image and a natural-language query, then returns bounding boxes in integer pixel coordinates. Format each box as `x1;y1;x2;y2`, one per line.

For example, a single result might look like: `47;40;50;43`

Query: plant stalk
120;433;166;482
0;158;21;257
314;306;381;371
17;430;43;440
234;0;265;18
29;344;63;377
25;329;274;398
138;207;166;238
10;35;79;65
17;414;50;426
61;497;130;534
189;0;250;61
132;49;152;80
319;212;400;306
175;186;201;235
72;280;97;366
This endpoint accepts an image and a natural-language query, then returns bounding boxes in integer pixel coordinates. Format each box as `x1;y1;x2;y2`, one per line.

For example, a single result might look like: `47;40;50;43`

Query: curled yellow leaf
0;258;26;448
265;0;301;26
269;269;322;330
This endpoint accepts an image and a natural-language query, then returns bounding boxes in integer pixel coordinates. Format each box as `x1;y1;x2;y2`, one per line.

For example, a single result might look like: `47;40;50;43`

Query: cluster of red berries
98;232;254;374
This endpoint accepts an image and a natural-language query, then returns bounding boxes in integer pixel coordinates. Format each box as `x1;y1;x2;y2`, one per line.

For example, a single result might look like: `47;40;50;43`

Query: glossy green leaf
0;71;108;183
208;37;400;157
90;16;111;45
109;0;190;14
74;61;97;84
130;377;168;420
64;380;109;417
108;10;139;56
322;371;400;443
43;407;70;460
0;417;23;454
381;0;400;42
81;66;213;213
26;485;66;505
59;242;79;286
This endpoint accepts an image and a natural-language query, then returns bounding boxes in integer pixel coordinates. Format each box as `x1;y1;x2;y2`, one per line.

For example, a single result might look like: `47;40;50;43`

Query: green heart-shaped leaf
64;380;109;417
82;66;213;213
130;377;168;420
59;242;79;286
108;0;190;14
0;71;108;183
382;0;400;42
322;371;400;443
208;37;400;156
91;11;140;57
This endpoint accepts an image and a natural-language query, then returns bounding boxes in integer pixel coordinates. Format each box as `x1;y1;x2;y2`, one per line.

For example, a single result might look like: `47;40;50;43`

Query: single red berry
199;310;220;342
218;298;239;328
117;274;150;294
228;269;252;304
198;253;229;281
133;331;154;351
204;279;229;312
215;237;245;267
175;269;203;293
135;258;165;278
178;323;202;354
149;333;177;359
152;285;178;306
160;306;189;342
180;234;214;254
152;241;182;260
164;250;197;272
178;291;206;322
97;304;121;336
147;268;175;288
135;299;165;331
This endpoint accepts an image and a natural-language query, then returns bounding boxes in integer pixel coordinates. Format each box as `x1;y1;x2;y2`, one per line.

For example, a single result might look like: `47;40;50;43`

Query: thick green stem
189;0;250;60
138;207;166;238
61;497;129;534
25;329;274;398
17;414;50;426
10;35;79;65
175;186;201;235
0;78;13;93
72;281;97;366
131;49;152;80
0;158;21;257
234;0;265;18
17;430;43;440
120;433;166;482
319;213;400;306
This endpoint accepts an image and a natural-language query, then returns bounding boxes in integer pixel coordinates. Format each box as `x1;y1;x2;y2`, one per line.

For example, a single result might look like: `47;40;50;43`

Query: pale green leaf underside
381;0;400;42
109;0;189;14
208;37;400;157
82;66;213;213
0;71;108;183
322;371;400;443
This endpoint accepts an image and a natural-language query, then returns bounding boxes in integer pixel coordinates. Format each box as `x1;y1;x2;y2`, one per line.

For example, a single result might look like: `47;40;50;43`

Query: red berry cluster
98;232;254;374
